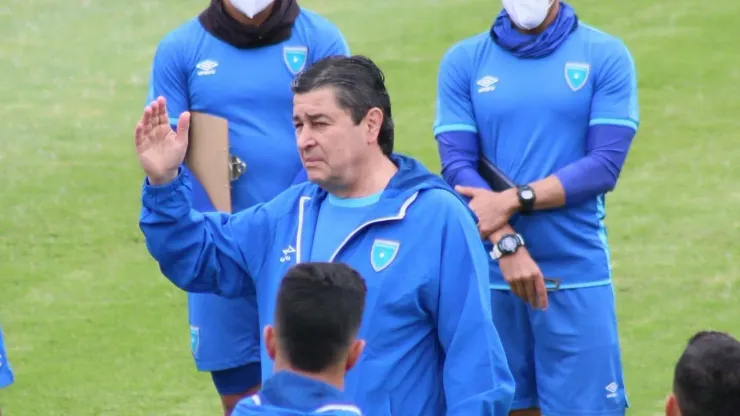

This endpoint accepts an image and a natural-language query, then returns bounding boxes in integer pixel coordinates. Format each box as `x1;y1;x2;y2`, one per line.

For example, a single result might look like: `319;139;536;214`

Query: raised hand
134;96;191;185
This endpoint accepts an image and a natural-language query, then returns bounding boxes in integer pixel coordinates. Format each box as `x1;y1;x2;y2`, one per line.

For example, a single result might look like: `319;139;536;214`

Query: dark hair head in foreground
265;262;367;376
290;55;395;193
666;330;740;416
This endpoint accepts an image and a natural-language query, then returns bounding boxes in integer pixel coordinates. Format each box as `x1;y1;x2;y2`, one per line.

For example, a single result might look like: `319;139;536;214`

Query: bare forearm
529;175;566;210
492;175;566;216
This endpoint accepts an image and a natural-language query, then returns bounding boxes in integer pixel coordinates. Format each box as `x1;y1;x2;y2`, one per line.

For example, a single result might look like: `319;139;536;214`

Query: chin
305;170;327;185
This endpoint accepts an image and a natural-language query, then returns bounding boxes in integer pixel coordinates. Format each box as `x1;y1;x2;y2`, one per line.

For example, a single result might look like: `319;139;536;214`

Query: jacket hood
383;153;454;199
306;153;456;203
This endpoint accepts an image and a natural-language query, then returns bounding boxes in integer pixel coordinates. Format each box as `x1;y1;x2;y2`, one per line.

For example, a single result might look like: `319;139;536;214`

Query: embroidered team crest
564;62;590;91
370;239;400;272
284;46;308;74
190;325;200;356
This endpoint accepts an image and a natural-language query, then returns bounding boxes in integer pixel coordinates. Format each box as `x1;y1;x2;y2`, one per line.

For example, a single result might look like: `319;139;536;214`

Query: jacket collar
294;154;447;263
258;371;357;413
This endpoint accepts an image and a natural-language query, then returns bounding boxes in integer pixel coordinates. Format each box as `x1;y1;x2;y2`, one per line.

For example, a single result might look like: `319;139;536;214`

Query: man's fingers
134;122;144;146
176;111;191;142
510;279;525;302
144;105;156;132
535;275;548;310
523;278;538;309
156;96;168;126
455;185;478;197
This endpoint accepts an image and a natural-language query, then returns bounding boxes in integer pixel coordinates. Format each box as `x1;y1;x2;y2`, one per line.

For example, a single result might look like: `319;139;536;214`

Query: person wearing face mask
145;1;350;414
433;1;638;415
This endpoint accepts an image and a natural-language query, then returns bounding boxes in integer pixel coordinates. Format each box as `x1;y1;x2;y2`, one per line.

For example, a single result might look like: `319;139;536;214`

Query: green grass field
1;0;738;414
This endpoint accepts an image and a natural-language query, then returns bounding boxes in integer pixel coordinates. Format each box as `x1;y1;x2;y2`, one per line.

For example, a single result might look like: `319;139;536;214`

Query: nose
296;124;315;151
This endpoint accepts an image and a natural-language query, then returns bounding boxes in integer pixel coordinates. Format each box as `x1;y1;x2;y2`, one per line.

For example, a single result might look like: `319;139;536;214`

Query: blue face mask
490;1;579;59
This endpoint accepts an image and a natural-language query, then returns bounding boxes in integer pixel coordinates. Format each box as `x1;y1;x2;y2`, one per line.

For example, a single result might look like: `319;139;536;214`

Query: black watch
491;233;525;260
517;185;536;214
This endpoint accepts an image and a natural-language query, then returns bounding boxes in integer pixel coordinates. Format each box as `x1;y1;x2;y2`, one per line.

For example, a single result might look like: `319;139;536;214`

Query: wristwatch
490;233;526;260
517;185;536;214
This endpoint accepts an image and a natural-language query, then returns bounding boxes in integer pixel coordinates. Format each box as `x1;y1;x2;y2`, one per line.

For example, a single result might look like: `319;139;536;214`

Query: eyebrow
293;113;333;123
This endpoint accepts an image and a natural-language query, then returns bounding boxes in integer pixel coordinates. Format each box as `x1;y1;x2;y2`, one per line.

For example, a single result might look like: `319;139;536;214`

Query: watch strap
489;233;525;260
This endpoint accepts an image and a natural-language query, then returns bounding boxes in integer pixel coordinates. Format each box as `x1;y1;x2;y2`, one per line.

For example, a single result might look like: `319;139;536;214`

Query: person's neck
273;358;346;390
223;0;274;26
517;0;560;35
329;155;397;199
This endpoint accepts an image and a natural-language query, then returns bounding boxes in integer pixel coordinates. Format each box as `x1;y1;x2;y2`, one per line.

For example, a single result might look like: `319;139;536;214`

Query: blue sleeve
139;170;273;298
309;21;351;64
0;326;14;389
555;125;636;205
436;131;491;191
147;32;190;130
428;191;515;415
554;42;639;205
433;43;478;136
589;41;639;131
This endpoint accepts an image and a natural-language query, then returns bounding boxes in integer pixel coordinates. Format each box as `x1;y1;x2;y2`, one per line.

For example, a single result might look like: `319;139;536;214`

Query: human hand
455;186;519;238
496;244;548;310
134;96;190;185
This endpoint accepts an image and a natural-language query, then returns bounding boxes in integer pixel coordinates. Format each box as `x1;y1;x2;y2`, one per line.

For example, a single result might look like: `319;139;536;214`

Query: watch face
521;189;534;200
500;236;518;252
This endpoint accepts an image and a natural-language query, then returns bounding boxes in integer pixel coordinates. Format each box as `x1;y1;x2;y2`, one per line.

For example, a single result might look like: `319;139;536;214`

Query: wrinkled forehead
292;86;343;119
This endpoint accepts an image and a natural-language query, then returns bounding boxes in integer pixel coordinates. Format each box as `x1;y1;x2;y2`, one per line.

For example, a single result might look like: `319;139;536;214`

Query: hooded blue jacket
139;154;514;415
232;371;363;416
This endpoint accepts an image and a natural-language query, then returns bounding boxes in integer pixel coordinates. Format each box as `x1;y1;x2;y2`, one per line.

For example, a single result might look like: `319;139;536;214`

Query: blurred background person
434;0;638;414
146;0;350;413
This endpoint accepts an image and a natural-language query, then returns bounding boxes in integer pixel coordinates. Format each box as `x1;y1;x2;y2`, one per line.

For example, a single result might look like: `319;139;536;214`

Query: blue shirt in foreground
0;325;14;388
434;21;639;289
139;154;515;415
233;371;362;416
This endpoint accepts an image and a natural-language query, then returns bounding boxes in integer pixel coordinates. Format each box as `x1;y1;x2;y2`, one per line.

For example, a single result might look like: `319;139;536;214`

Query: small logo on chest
370;239;400;272
196;59;218;76
280;245;296;263
564;62;590;91
284;46;308;75
476;75;499;93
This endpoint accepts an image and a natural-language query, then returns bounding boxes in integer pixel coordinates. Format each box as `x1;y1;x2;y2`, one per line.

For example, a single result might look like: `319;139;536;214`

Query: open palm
134;96;191;185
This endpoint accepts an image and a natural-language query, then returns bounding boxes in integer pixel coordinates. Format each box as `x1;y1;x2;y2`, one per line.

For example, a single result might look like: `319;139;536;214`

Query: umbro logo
605;382;618;399
196;60;218;76
477;75;498;93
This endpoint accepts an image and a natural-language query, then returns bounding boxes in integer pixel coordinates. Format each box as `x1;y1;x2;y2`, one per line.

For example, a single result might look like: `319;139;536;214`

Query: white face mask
502;0;554;30
230;0;274;18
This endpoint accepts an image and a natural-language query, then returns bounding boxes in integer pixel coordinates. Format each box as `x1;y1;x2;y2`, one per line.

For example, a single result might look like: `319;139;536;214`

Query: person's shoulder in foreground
665;330;740;416
0;325;14;389
232;263;367;416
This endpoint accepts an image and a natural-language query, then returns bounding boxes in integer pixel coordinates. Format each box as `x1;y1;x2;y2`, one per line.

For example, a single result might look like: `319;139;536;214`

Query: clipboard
185;112;232;213
477;156;516;192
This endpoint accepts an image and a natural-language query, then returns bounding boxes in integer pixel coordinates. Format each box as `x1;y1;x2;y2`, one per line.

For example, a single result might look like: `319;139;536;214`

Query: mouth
302;157;323;166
